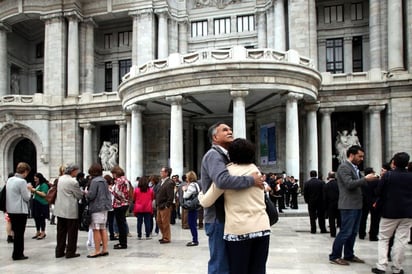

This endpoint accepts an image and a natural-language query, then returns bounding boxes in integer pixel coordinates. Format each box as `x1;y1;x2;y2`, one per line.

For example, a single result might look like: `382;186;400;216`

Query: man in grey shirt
200;122;262;274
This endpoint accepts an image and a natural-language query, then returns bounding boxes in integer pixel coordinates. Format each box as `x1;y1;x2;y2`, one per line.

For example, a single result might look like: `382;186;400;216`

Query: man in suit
329;145;378;265
156;166;175;244
323;171;340;237
372;152;412;274
304;170;327;234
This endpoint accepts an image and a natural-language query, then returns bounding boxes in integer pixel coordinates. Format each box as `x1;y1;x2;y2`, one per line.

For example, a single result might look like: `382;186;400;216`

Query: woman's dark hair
138;176;149;192
34;172;48;185
88;163;103;177
110;165;125;177
228;138;256;164
149;175;160;185
104;174;114;185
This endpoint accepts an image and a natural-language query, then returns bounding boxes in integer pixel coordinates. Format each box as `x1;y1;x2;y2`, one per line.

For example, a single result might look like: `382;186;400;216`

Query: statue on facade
99;141;119;171
335;123;361;164
11;73;19;94
195;0;240;9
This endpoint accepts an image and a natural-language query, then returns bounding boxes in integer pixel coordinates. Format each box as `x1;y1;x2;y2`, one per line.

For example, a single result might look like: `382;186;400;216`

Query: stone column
42;14;67;96
369;1;382;70
169;19;178;54
319;108;334;181
116;120;127;170
67;14;80;96
230;89;248;139
166;95;184;178
257;11;267;48
84;19;95;93
131;13;139;67
344;37;353;73
126;116;131;179
388;0;404;71
0;23;10;96
285;92;303;179
304;102;319;180
80;122;95;173
132;9;155;66
273;0;286;51
128;104;145;180
112;61;119;91
266;7;274;48
195;124;206;174
178;21;188;54
158;11;169;59
368;105;385;172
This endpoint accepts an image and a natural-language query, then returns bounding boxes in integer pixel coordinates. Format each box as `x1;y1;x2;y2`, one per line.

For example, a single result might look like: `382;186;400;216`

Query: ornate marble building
0;0;411;183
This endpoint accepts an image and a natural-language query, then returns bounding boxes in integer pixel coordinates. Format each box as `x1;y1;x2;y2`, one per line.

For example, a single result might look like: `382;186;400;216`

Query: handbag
45;185;57;204
265;193;278;226
182;183;201;211
79;205;91;231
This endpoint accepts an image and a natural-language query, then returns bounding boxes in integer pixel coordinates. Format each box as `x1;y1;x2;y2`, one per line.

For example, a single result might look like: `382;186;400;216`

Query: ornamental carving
195;0;241;9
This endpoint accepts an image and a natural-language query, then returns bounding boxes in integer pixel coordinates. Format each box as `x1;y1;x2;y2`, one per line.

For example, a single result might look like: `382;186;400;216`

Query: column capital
166;95;183;105
230;89;249;98
79;122;95;129
286;92;303;102
319;107;335;115
129;8;153;18
126;104;145;113
367;104;386;113
64;11;83;21
154;8;170;17
304;102;320;112
40;12;65;22
115;120;127;127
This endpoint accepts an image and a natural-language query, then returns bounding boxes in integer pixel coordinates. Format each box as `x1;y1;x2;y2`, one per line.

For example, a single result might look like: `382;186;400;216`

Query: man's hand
252;172;264;189
365;173;379;181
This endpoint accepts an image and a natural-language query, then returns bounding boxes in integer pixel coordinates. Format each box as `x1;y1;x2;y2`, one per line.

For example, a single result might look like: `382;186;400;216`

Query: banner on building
260;123;276;165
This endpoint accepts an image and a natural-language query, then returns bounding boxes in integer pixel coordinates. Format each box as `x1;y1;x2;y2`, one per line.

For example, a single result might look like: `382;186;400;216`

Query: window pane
225;18;230;33
324;7;330;23
337;5;343;22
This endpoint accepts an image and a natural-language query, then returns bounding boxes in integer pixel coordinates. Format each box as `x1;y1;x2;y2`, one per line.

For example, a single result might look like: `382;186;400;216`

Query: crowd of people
1;122;411;274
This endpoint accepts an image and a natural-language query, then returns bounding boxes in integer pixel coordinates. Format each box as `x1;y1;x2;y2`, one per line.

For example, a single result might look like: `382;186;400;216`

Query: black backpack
0;185;6;212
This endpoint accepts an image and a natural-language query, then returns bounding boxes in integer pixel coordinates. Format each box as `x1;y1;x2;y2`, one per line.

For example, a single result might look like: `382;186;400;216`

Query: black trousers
226;235;270;274
55;217;79;257
308;202;326;233
359;204;380;240
327;206;341;237
9;213;28;259
114;205;128;246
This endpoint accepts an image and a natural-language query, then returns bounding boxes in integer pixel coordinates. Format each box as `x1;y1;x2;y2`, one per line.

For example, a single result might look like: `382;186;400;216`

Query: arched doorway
13;138;36;183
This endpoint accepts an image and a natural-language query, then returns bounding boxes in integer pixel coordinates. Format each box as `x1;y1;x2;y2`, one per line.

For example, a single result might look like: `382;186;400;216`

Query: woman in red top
133;176;154;239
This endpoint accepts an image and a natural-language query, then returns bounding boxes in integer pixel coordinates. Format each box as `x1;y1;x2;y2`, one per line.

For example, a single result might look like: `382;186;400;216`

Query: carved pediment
195;0;241;9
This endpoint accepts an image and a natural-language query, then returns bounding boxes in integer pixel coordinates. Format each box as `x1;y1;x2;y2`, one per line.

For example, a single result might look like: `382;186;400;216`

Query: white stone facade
0;0;411;183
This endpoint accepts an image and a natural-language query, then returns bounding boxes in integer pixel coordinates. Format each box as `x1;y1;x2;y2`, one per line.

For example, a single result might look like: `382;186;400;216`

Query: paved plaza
0;206;411;274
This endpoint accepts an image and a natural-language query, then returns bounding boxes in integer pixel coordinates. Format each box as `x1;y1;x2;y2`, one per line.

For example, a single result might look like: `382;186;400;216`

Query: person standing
329;145;378;265
30;173;50;240
289;176;299;209
200;122;262;274
133;176;154;240
156;166;175;244
54;164;84;259
303;170;327;234
200;138;270;274
371;152;412;274
182;171;200;247
110;165;131;249
6;162;33;260
359;167;380;241
85;163;112;258
323;171;340;237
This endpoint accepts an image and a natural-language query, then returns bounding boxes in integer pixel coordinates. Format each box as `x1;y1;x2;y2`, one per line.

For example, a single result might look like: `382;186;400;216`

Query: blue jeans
205;221;229;274
329;209;362;260
188;210;198;243
136;212;152;238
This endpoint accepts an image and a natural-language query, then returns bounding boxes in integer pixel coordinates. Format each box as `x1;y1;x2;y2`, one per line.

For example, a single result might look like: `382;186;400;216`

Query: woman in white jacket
199;138;270;274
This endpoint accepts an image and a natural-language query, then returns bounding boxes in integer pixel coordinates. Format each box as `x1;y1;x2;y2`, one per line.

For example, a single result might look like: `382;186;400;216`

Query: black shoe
65;253;80;259
369;237;378;241
13;256;28;261
186;241;198;246
7;235;13;243
87;253;101;258
371;267;386;274
320;230;329;234
159;239;171;244
55;254;65;258
113;244;127;249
